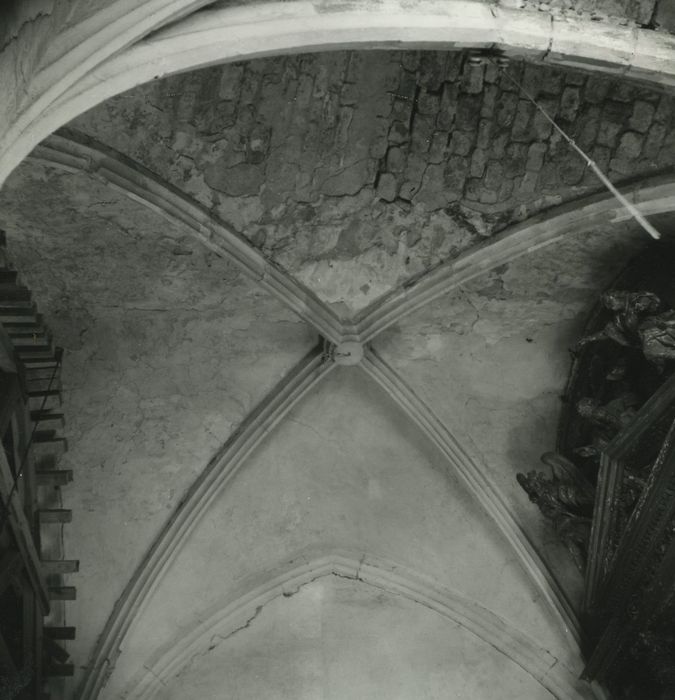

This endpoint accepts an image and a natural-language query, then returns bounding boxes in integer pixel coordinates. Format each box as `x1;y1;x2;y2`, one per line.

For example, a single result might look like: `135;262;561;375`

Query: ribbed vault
4;3;675;699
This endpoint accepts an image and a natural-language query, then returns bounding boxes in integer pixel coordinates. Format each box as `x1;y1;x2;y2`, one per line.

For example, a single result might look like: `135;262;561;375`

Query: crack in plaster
0;5;53;56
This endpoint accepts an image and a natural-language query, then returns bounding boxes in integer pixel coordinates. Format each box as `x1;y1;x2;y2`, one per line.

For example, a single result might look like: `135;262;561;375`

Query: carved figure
575;290;675;369
575;290;662;352
574;395;639;460
577;395;638;435
638;310;675;369
517;452;595;571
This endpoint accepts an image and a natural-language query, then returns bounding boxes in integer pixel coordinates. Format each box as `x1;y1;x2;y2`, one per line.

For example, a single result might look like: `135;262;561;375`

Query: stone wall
515;0;657;25
72;49;675;311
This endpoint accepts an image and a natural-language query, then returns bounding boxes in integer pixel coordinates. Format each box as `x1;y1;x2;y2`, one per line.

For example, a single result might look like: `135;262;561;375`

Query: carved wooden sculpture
517;452;595;572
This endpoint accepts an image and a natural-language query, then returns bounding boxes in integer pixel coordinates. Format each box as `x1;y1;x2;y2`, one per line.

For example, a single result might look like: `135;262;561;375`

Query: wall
71;50;675;312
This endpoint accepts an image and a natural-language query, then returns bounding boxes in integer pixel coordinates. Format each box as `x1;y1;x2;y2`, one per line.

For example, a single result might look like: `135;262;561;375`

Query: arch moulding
3;0;675;188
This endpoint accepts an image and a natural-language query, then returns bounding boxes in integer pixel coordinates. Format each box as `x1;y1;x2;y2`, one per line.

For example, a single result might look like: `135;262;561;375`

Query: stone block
400;52;420;73
584;75;610;105
575;106;600;151
385;146;406;173
539;67;563;96
404;152;427;186
498;63;523;93
612;82;639;103
654;95;673;125
218;65;244;101
445;53;463;82
476;119;493;150
428;132;449;164
591;145;611;172
449;131;474;156
398;181;418;201
438;82;458;130
643;123;667;161
204;161;264;196
369;119;390;159
479;189;498;204
532;110;553;141
470;148;487;178
596;120;621;149
628;100;655;134
511;100;533;142
521;65;542;98
398;72;418;100
518;171;538;196
490;132;509;159
484;62;499;85
565;70;586;87
559;87;581;122
481;84;499;120
320;159;372;196
496;92;519;129
443;155;469;199
558;154;587;186
461;63;484;95
376;172;398;202
335;105;354;151
411;113;435;152
499;178;514;202
656;1;675;31
484;161;504;190
417;89;440;116
388;120;409;145
391;97;413;123
415;163;448;209
539;163;558;190
464;178;481;201
456;95;482;131
419;52;447;92
615;131;644;161
526;142;547;172
340;82;359;106
608;157;634;177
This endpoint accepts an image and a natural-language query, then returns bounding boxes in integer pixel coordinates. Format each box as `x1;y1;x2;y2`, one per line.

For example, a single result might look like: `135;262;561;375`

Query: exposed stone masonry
72;50;675;311
514;0;658;25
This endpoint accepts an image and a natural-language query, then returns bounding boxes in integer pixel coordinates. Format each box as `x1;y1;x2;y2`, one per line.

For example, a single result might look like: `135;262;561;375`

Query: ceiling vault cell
360;347;580;647
75;345;334;700
30;130;345;344
29;131;675;345
5;1;675;189
125;552;591;700
354;175;675;343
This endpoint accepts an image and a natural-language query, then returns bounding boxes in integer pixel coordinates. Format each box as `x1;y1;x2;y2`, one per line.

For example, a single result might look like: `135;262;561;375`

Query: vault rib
29;130;345;344
360;346;582;652
126;550;593;700
75;344;336;700
354;175;675;344
5;0;675;188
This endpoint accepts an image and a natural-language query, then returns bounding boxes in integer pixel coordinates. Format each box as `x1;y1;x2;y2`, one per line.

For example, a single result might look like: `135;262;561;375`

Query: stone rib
30;130;345;344
75;344;335;700
360;346;582;651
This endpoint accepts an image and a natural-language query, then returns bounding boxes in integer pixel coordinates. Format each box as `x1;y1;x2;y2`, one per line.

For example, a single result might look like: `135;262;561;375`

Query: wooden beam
47;586;76;601
37;509;71;524
0;627;19;680
0;449;50;613
41;560;78;575
43;637;69;664
36;470;72;487
0;549;22;594
43;627;75;641
0;373;21;435
44;663;73;677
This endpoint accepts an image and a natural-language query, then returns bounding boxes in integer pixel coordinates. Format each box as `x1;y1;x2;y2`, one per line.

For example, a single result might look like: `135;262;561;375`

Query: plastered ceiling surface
3;44;674;700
